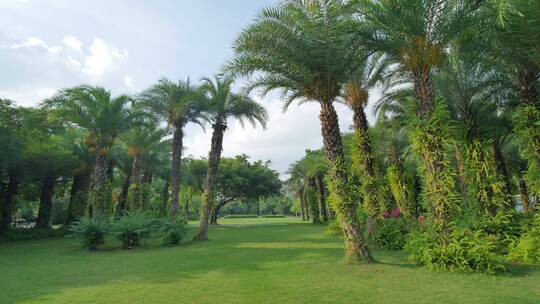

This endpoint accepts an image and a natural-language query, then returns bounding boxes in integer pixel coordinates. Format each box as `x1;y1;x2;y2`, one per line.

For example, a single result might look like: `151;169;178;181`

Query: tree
195;75;268;240
225;0;373;262
0;100;25;231
122;124;166;211
209;156;281;225
479;0;540;197
44;86;143;218
341;52;392;231
140;78;205;220
357;0;477;238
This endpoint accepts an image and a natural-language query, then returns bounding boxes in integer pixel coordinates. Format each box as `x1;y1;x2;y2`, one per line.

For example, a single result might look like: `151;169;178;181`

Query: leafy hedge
0;227;67;242
223;214;258;218
508;214;540;264
261;215;285;218
405;227;505;274
68;214;188;251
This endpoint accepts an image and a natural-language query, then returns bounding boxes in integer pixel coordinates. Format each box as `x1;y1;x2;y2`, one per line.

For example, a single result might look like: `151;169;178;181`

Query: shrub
160;219;187;246
405;227;505;274
16;206;36;223
325;220;343;237
374;217;410;250
508;214;540;264
69;217;108;250
261;215;285;218
0;227;66;242
223;214;258;218
474;211;520;254
112;212;156;249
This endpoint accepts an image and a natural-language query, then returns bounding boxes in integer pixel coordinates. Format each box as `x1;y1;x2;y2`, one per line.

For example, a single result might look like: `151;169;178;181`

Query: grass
1;217;539;304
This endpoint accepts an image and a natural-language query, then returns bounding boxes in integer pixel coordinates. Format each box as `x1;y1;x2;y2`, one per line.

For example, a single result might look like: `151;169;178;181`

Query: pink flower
391;207;401;218
418;215;426;226
383;211;391;218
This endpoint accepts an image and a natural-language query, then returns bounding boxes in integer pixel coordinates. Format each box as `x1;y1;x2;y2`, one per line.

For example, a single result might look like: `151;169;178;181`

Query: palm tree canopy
139;78;206;129
200;75;268;129
355;0;478;77
224;0;361;108
43;85;144;149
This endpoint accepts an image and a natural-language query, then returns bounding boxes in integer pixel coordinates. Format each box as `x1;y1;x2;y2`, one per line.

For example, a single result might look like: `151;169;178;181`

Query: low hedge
223;214;258;218
0;227;67;242
261;215;285;218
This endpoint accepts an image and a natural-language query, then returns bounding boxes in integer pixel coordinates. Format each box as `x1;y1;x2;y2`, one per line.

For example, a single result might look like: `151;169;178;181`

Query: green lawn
1;218;539;304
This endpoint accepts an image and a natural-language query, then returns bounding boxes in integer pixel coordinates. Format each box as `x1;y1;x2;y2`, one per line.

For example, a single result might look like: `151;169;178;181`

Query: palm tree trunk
65;169;92;225
454;143;468;196
161;177;170;217
129;154;143;211
319;101;372;262
298;192;306;221
307;177;320;224
493;142;512;196
519;177;530;213
516;70;540;197
116;171;131;216
183;187;190;223
91;151;110;218
351;102;385;234
170;127;184;220
195;122;226;241
412;70;457;239
0;173;19;231
316;174;329;222
36;174;56;229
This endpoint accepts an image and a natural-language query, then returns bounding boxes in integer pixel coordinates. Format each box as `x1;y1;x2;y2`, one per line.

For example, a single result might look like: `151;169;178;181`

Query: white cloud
0;87;57;107
4;36;62;55
82;38;128;78
66;55;81;68
62;35;82;52
123;74;134;87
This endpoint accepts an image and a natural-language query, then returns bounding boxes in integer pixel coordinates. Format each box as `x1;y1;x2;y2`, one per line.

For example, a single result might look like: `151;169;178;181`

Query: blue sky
0;0;369;178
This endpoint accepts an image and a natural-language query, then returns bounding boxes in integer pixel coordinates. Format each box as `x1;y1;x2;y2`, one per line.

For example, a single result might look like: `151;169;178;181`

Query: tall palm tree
44;86;143;217
479;0;540;197
195;75;267;241
341;52;393;230
357;0;477;237
122;124;166;211
140;78;205;220
225;0;373;262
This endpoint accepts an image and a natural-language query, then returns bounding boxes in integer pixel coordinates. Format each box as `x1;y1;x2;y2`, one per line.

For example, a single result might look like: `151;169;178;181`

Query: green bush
0;227;67;242
160;219;187;246
223;214;258;218
405;227;505;274
508;214;540;264
261;215;285;218
374;217;410;250
325;220;343;237
474;211;520;254
112;212;156;249
69;217;108;250
16;206;36;223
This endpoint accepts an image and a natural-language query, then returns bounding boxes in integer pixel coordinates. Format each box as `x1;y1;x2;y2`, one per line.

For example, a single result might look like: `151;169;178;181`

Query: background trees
226;0;374;262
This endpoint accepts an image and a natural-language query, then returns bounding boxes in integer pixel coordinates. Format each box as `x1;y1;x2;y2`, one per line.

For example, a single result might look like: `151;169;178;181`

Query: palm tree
341;52;393;230
194;75;267;240
122;124;166;211
357;0;478;237
140;78;205;220
44;86;143;217
225;0;373;262
479;0;540;197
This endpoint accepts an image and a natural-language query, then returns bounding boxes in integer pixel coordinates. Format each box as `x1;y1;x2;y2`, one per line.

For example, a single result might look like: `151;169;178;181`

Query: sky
0;0;378;179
